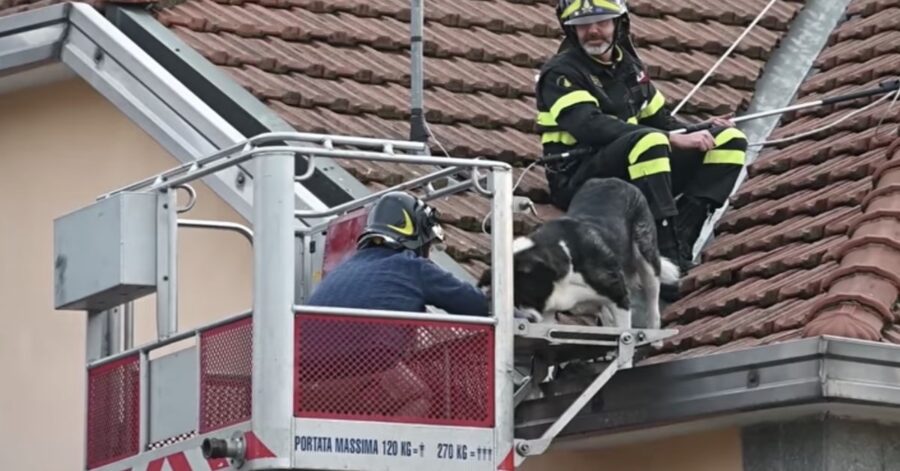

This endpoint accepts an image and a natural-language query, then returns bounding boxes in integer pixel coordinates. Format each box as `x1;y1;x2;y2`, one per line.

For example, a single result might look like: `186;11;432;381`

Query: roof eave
0;3;68;77
516;336;900;448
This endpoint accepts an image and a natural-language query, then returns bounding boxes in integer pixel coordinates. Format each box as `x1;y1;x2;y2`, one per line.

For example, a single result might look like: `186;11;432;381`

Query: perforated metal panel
294;314;494;427
199;317;253;432
86;355;141;469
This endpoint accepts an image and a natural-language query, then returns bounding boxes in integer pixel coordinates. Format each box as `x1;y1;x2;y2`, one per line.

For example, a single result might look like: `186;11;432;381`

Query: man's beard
583;42;612;58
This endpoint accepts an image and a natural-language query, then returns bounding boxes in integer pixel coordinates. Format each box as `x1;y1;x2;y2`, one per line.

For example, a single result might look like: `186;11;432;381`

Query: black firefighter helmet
555;0;637;58
356;191;444;256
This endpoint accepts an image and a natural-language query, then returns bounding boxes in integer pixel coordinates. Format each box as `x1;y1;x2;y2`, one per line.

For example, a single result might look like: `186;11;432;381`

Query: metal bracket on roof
514;320;676;352
512;323;677;466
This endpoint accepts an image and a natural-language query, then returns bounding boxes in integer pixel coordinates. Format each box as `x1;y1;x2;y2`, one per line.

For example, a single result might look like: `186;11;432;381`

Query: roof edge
515;336;900;445
0;3;68;78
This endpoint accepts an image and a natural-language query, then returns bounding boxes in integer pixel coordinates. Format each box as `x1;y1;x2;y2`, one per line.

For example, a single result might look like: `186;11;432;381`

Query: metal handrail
294;166;461;220
178;219;254;244
294;305;497;325
470;165;493;196
295;171;482;236
101;132;437;198
86;309;253;369
102;144;508;199
175;184;197;213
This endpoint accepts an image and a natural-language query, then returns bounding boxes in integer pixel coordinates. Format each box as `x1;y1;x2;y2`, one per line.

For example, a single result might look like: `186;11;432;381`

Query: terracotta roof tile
847;0;900;17
644;328;803;365
662;0;900;361
628;0;803;29
150;0;898;360
8;0;899;363
0;0;113;15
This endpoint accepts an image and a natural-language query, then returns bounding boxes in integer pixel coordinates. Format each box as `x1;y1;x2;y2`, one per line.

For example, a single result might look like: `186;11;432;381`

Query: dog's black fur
479;178;679;332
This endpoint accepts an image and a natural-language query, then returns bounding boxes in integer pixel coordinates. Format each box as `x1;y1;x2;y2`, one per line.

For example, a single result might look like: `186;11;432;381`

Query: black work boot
675;196;716;272
655;218;680;265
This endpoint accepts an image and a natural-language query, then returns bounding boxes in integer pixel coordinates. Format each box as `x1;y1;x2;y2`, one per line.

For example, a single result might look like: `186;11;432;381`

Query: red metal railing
294;313;494;427
86;354;141;469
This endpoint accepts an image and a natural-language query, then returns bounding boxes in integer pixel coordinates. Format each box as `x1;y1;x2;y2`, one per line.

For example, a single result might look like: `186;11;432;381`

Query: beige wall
523;427;743;471
0;79;252;470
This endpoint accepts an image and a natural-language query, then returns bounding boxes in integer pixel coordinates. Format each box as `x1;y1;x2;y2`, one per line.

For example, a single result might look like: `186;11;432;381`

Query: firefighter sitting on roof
307;191;489;316
536;0;747;276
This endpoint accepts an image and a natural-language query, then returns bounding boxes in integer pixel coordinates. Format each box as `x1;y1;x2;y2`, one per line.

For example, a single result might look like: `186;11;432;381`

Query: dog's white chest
544;269;606;313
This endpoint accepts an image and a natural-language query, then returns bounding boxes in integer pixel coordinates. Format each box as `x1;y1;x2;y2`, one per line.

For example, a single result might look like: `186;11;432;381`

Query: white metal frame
77;131;677;470
81;132;516;470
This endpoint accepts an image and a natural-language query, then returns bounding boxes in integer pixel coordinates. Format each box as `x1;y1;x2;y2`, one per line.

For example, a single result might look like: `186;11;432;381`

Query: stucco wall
0;79;252;470
522;427;743;471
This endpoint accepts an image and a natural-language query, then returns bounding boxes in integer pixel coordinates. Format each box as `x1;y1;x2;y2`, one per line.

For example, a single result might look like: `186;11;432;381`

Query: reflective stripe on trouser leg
672;128;747;208
628;132;676;219
685;127;747;206
703;127;747;166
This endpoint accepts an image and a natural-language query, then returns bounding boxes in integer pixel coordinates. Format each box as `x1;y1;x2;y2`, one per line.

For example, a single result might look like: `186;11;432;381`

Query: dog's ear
515;257;536;275
515;252;548;276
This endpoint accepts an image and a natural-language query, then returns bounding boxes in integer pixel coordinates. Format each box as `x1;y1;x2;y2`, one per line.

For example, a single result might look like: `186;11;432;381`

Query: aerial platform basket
54;132;677;471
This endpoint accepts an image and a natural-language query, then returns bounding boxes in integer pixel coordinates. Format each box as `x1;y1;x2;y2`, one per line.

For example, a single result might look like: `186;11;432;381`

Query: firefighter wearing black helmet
536;0;747;277
307;191;488;316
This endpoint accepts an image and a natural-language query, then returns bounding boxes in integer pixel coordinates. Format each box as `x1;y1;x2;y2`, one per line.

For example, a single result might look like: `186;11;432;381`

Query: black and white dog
480;178;679;336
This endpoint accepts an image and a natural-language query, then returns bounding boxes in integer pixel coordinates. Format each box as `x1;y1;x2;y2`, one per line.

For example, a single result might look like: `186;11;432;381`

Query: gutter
515;336;900;444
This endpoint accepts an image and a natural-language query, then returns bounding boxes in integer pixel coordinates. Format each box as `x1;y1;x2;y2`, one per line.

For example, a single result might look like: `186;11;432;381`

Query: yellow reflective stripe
541;131;578;145
626;116;638;124
560;0;583;19
537;112;557;127
594;0;623;12
714;127;747;146
638;89;666;119
550;90;599;120
703;150;745;165
627;132;669;165
563;0;623;20
628;158;671;179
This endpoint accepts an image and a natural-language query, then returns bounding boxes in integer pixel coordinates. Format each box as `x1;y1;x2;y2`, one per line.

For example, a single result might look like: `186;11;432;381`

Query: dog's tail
659;257;681;285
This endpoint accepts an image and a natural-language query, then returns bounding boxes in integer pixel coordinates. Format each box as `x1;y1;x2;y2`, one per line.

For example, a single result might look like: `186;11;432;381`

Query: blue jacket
307;246;489;316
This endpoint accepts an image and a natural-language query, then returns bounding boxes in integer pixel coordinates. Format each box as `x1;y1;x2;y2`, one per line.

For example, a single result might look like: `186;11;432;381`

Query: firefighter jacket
307;246;489;316
535;45;686;156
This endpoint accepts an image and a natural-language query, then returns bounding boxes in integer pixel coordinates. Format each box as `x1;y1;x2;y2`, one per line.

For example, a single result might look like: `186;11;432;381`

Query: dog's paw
514;308;543;323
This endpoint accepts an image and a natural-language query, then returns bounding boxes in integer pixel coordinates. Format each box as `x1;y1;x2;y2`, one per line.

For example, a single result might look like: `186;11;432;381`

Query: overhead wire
671;0;779;117
747;85;899;147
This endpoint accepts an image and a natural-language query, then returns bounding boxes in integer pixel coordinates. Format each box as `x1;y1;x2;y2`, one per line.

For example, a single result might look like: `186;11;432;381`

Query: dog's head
478;236;571;319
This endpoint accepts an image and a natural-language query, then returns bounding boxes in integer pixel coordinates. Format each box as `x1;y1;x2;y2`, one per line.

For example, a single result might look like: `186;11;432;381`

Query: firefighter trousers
547;127;748;220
